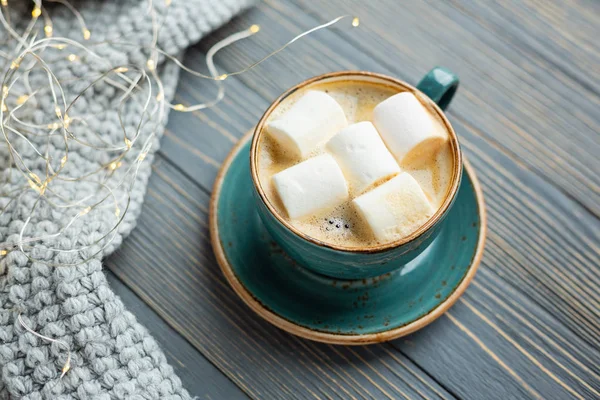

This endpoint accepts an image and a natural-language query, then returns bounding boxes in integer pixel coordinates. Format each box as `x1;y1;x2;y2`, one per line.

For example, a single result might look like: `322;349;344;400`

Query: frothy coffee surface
257;80;454;248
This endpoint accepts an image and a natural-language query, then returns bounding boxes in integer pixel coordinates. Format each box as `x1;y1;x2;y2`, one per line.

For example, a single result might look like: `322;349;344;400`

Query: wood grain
191;0;600;348
214;0;600;215
445;0;600;95
107;147;600;398
107;155;456;400
102;0;600;398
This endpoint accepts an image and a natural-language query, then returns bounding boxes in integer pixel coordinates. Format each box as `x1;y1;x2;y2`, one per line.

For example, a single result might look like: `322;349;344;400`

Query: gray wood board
105;1;600;399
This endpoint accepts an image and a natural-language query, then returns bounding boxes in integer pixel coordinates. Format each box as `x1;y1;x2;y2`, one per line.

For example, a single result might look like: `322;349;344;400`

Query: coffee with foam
257;80;454;248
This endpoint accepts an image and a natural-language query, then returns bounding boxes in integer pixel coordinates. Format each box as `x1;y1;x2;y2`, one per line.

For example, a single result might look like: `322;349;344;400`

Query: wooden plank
104;1;600;398
185;0;600;348
107;147;600;399
107;155;457;400
208;0;600;217
104;270;249;399
445;0;600;94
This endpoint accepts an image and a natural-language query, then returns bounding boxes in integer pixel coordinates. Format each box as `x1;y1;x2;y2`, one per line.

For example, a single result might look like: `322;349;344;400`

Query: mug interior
250;71;462;254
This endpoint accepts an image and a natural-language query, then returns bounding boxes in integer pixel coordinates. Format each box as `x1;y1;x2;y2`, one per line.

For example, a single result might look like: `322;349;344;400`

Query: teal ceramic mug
250;69;462;279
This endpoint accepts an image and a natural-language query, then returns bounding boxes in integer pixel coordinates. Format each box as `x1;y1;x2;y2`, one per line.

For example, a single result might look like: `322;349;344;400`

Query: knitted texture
0;0;253;398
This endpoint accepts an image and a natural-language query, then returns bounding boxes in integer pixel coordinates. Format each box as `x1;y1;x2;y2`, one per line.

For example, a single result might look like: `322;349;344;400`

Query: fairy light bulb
0;10;353;271
0;0;7;7
39;181;48;195
165;0;172;5
352;17;360;27
29;172;41;184
28;180;36;190
60;361;71;379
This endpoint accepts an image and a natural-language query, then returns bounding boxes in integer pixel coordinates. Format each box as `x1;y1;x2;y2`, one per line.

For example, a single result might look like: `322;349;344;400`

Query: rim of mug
250;70;462;254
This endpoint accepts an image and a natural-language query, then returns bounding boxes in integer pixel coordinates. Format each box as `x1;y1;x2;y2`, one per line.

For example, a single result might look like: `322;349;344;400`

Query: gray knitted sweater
0;0;252;398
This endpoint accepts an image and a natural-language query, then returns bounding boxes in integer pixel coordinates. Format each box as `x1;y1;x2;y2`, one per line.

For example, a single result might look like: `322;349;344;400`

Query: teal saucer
210;132;486;345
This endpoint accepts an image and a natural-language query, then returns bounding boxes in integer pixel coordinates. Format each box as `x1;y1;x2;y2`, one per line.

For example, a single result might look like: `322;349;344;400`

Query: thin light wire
18;313;71;379
0;0;360;377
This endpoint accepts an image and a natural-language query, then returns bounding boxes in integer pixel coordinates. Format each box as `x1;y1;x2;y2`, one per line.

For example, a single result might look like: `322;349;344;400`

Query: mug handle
416;66;459;111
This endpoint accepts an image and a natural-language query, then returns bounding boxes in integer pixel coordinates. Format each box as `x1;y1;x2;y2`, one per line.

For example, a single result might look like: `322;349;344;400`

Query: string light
0;1;358;266
0;0;361;383
108;161;122;170
17;314;71;379
146;59;155;71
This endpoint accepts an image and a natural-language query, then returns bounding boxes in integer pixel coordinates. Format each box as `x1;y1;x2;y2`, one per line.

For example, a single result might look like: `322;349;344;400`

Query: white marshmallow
326;121;400;195
272;154;349;220
267;90;347;159
353;173;434;242
372;92;446;165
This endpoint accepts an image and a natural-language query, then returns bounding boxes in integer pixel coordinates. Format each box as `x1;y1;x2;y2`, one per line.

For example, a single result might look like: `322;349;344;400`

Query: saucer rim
210;131;487;345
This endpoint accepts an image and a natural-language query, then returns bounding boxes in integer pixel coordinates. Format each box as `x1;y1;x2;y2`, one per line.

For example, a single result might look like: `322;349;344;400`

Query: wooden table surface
105;1;600;398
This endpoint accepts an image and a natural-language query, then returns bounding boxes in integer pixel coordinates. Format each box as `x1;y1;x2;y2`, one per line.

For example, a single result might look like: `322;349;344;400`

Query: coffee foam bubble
258;80;454;248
